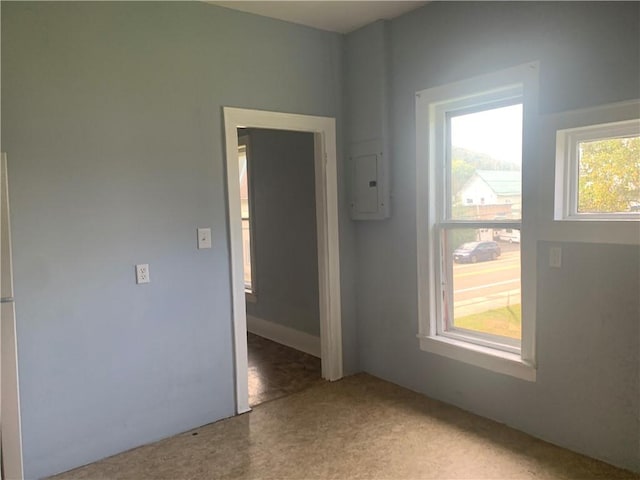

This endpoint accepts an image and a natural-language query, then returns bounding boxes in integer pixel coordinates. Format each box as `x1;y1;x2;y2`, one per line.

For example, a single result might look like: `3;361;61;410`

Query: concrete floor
51;373;637;480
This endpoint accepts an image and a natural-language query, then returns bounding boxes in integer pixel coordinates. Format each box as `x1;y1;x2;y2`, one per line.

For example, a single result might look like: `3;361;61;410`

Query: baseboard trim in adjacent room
246;315;321;358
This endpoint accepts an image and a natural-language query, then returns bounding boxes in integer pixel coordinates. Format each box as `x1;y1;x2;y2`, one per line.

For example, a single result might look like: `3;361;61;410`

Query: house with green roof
458;170;522;213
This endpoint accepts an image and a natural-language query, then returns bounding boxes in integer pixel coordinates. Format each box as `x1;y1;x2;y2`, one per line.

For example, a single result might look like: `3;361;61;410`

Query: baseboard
246;315;321;358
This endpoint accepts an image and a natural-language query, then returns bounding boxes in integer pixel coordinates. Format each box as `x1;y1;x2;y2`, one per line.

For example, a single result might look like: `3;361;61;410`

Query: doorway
237;128;322;407
223;108;343;414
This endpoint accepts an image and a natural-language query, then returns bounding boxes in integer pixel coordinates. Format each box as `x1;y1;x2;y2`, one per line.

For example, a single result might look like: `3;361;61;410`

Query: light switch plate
197;228;212;249
136;264;150;284
549;246;562;268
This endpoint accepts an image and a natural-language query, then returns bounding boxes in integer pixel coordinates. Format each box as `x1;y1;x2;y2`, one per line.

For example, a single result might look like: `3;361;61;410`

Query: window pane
444;228;521;340
242;219;252;289
238;144;253;291
577;136;640;214
449;104;522;220
238;146;250;219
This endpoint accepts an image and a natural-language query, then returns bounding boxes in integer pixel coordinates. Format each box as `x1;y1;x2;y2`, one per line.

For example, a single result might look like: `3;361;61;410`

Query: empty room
1;1;638;479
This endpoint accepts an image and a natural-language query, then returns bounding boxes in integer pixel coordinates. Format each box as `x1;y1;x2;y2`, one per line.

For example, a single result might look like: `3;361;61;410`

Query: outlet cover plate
136;264;150;284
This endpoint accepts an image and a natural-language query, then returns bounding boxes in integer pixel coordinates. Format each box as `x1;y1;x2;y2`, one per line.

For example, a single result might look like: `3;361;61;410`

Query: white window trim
532;100;639;246
416;63;539;382
555;118;640;222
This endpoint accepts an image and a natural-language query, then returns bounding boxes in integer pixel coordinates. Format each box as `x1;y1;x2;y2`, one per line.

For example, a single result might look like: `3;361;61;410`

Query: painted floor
50;373;637;480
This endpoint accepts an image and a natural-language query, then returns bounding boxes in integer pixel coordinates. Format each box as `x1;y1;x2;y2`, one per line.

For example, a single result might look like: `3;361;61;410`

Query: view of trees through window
578;136;640;213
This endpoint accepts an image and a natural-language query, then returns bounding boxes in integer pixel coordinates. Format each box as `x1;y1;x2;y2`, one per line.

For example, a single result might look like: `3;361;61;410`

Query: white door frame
1;153;25;479
223;107;343;414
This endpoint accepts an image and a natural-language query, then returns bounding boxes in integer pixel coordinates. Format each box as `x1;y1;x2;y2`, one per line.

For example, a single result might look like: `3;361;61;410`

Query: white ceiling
208;1;429;34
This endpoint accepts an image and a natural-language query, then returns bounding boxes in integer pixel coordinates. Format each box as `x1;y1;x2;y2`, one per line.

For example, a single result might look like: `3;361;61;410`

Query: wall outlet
136;264;150;284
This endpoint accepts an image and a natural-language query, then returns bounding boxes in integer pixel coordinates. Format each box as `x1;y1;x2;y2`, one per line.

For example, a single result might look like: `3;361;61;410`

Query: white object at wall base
246;315;321;358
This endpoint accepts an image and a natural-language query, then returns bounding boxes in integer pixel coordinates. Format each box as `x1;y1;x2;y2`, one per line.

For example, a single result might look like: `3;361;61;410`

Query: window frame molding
416;63;539;382
530;100;640;246
555;118;640;222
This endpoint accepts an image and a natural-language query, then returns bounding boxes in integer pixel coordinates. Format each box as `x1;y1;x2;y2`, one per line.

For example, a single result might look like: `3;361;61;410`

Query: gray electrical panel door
349;139;390;220
353;153;379;214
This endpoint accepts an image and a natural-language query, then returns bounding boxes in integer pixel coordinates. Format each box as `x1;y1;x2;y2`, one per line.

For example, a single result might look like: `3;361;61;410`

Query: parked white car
493;228;520;243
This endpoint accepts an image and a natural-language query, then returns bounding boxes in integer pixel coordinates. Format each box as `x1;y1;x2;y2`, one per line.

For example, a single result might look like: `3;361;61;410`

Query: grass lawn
455;304;521;339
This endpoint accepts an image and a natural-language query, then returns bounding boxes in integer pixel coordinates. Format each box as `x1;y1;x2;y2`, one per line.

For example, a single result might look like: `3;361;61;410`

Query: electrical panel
349;139;390;220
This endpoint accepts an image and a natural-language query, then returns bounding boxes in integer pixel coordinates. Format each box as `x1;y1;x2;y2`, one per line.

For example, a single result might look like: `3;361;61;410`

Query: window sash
444;98;523;220
434;225;522;354
435;93;524;352
557;118;640;220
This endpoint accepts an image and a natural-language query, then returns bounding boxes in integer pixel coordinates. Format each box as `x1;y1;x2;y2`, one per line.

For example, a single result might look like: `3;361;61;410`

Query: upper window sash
444;98;523;222
431;86;523;223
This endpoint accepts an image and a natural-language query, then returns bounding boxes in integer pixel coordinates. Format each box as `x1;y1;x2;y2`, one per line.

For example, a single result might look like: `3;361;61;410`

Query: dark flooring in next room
247;332;323;406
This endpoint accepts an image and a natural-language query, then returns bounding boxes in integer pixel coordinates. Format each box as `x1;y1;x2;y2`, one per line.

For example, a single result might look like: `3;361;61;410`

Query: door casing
222;108;343;413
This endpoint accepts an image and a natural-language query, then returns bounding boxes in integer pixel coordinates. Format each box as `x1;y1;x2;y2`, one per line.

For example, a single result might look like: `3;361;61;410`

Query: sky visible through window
451;104;523;166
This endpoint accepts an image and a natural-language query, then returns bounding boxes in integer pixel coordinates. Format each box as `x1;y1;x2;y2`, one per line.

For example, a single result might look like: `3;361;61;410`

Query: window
238;135;257;298
555;118;640;221
416;63;538;381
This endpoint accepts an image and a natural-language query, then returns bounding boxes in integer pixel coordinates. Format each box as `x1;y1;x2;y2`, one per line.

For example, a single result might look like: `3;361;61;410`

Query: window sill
556;215;640;222
418;334;536;381
245;292;257;303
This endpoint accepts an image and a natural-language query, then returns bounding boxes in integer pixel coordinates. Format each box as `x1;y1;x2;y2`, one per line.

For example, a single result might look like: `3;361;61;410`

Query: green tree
451;158;475;196
578;137;640;213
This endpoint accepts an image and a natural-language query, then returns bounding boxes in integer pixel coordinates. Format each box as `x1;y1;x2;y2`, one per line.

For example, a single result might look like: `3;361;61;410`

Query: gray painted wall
349;1;639;471
0;2;356;478
245;129;320;336
344;20;389;145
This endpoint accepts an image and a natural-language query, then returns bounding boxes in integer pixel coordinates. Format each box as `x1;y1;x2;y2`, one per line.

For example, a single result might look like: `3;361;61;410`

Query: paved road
452;246;521;317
